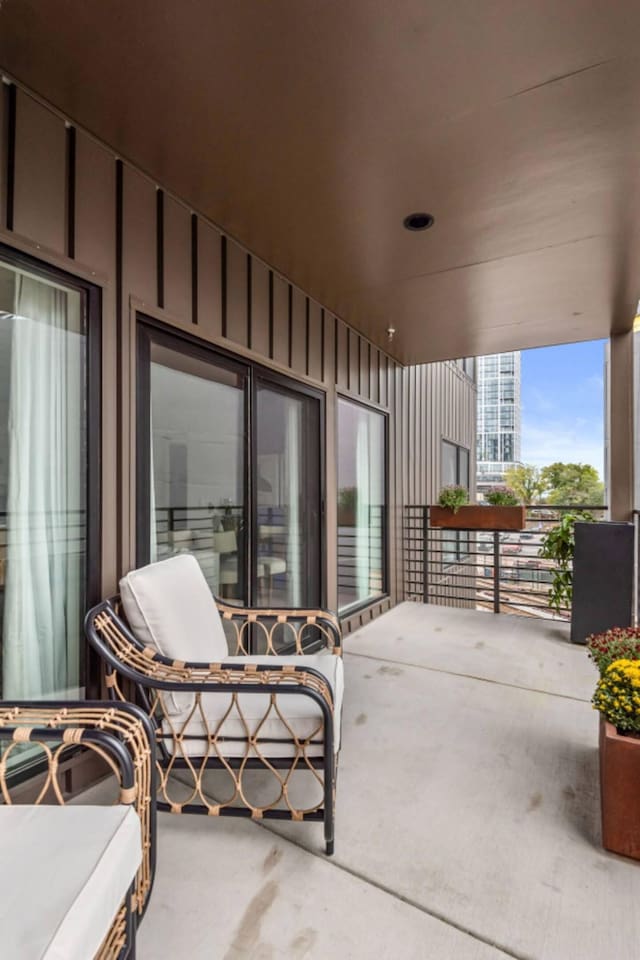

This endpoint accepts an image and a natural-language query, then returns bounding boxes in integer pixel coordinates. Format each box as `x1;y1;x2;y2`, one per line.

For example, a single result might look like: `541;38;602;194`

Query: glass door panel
254;380;322;609
145;338;247;603
0;259;90;700
337;398;387;612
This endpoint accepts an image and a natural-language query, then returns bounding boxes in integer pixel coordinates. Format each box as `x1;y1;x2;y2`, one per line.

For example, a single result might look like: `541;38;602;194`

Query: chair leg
324;759;336;856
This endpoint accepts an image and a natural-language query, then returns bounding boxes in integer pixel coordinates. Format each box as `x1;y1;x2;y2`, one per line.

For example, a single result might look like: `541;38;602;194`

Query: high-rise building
476;351;522;497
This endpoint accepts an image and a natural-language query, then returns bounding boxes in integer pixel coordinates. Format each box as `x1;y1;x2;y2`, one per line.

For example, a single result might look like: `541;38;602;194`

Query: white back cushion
119;554;228;663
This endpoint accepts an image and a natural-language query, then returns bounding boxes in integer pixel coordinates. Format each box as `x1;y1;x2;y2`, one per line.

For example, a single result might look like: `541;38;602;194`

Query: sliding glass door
137;322;323;609
0;248;99;700
337;398;387;613
138;332;248;601
254;378;321;608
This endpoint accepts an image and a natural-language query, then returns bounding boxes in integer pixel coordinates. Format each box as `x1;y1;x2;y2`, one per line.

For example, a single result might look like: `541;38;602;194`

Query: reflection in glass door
254;379;322;609
139;333;247;603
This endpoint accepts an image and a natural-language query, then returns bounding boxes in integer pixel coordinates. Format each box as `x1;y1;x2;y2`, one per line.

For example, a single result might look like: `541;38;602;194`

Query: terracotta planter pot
599;716;640;860
429;505;526;531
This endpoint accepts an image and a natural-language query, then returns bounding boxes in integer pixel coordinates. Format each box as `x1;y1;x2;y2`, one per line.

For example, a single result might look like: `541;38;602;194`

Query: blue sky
520;339;606;479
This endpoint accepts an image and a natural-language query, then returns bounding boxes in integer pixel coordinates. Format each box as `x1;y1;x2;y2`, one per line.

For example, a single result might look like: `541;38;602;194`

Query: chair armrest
215;600;342;656
0;701;156;918
87;602;336;712
106;650;336;712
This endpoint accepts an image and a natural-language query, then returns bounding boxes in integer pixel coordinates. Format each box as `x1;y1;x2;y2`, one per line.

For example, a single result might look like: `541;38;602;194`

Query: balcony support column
608;331;634;521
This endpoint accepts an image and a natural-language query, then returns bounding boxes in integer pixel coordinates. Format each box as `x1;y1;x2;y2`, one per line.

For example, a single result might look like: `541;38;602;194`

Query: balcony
76;601;634;960
404;505;617;621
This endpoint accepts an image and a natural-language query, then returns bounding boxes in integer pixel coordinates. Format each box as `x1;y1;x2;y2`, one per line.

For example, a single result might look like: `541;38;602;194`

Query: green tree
540;462;604;506
503;464;548;504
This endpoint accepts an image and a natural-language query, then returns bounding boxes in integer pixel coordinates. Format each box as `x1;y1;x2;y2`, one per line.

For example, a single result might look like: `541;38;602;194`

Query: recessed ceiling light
403;212;434;231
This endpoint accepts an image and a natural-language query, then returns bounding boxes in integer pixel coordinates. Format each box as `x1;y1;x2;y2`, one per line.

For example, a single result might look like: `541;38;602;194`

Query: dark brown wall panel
0;83;6;227
335;320;348;388
225;237;248;347
370;349;380;404
196;219;222;339
323;313;335;387
272;274;289;366
307;300;323;382
75;132;115;276
13;91;66;253
122;166;156;304
348;330;360;393
360;339;371;400
290;287;306;373
381;354;389;407
163;196;191;321
250;257;270;358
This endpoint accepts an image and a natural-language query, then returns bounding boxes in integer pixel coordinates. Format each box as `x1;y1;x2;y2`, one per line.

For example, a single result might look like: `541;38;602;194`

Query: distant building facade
476;351;522;497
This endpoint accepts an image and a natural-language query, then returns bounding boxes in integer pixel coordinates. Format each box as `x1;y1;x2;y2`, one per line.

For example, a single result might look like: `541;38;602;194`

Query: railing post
493;530;500;613
423;507;429;604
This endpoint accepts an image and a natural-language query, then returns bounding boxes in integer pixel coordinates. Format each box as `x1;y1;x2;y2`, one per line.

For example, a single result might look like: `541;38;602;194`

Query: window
500;406;514;429
337;399;387;613
441;440;470;563
501;435;514;461
500;355;515;374
0;248;100;702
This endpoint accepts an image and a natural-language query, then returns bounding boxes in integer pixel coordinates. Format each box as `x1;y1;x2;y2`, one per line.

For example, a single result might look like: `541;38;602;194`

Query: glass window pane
149;344;246;602
459;449;470;490
255;382;321;608
441;441;457;487
337;399;386;612
0;261;86;699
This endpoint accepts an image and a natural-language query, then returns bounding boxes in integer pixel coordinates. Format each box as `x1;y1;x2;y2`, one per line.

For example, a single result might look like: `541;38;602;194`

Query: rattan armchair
0;700;156;959
85;554;343;855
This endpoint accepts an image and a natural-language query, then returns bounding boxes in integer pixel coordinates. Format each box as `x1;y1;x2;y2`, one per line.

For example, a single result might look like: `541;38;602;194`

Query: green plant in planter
587;627;640;676
484;485;519;506
538;510;593;613
593;659;640;734
437;485;469;514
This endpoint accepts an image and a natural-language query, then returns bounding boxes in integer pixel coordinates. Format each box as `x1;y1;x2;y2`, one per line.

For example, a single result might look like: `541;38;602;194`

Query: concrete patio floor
132;602;639;959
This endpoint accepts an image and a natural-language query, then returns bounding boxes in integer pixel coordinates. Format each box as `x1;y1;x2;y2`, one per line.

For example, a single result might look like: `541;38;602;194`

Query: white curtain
355;411;384;601
355;416;371;601
285;401;302;607
2;276;83;699
149;407;158;563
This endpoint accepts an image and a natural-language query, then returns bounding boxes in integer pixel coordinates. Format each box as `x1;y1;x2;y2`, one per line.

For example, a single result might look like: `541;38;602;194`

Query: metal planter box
429;505;526;531
571;521;634;644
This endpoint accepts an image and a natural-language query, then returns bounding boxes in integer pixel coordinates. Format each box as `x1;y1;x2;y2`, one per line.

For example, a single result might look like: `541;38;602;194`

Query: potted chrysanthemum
590;627;640;859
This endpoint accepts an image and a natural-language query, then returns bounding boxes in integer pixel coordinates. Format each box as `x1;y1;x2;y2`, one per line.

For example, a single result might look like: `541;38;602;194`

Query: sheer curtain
2;275;83;699
355;416;371;600
285;401;302;607
149;409;158;564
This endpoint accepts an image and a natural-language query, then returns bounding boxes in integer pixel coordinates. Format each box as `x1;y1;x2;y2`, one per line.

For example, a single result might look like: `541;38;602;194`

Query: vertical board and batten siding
401;361;478;613
1;79;436;625
403;361;477;506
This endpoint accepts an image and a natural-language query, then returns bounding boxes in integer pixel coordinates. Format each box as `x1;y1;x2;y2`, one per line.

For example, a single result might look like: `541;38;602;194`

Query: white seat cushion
0;805;141;960
163;652;344;757
120;553;228;662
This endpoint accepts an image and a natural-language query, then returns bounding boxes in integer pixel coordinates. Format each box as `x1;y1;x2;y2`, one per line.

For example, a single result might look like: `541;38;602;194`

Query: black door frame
0;241;102;698
136;315;326;608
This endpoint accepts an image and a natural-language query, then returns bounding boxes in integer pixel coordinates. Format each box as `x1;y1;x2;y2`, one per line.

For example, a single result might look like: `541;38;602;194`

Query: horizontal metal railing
403;504;607;619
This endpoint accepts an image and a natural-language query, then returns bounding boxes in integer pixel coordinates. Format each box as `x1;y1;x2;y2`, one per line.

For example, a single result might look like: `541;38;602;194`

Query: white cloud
521;417;604;476
527;387;555;414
